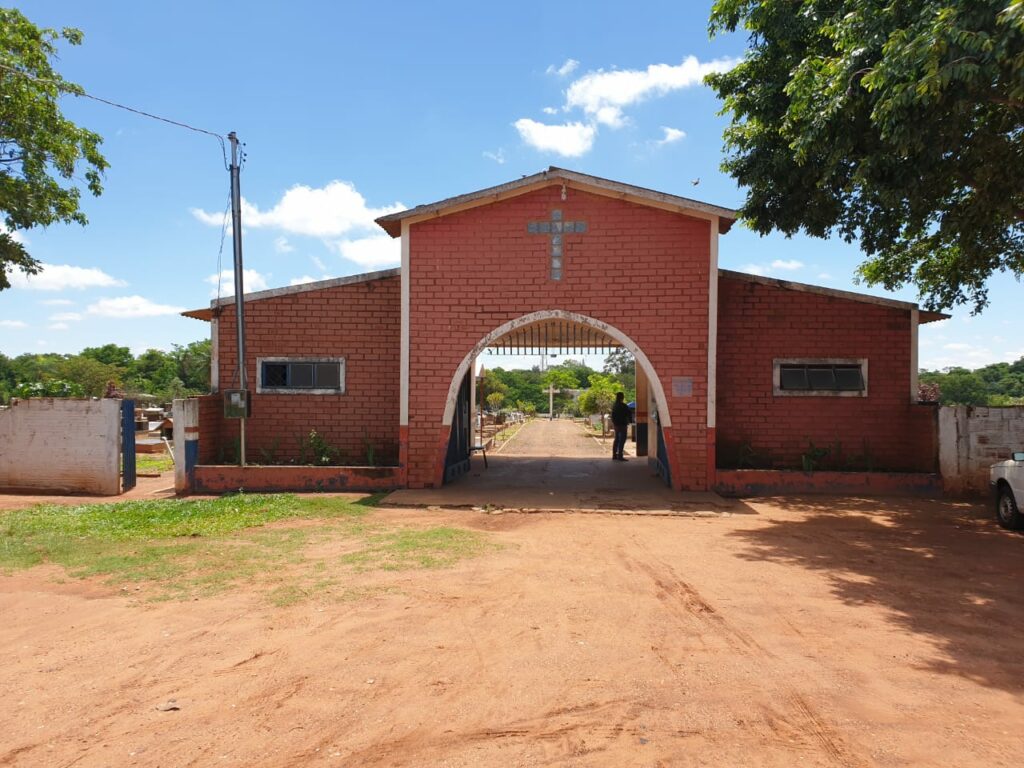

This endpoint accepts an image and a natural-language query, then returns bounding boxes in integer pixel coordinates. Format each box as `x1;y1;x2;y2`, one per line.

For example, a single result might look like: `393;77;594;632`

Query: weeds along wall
715;275;937;473
207;274;401;466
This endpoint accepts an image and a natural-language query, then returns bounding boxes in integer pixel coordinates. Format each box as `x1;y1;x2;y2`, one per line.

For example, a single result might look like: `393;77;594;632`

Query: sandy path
1;497;1022;766
498;418;612;458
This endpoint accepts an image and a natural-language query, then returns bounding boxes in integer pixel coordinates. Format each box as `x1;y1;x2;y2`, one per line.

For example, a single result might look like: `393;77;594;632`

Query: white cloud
771;259;804;271
40;298;74;306
0;319;27;329
191;181;403;239
542;106;558;115
483;148;506;164
817;272;833;281
943;343;972;351
333;235;401;268
565;55;740;128
742;260;805;277
546;58;579;77
206;269;270;298
50;312;81;322
86;295;186;318
48;322;69;331
513;118;597;157
311;255;327;272
7;263;126;291
274;236;294;254
656;126;686;146
1;223;27;245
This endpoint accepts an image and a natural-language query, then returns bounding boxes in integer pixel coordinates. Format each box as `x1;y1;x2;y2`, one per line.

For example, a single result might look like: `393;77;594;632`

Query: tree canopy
707;0;1024;311
920;355;1024;404
0;8;107;289
0;339;210;403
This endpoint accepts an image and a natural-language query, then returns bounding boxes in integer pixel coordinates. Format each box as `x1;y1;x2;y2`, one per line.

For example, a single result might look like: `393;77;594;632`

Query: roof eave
180;267;401;322
720;268;951;320
375;167;738;237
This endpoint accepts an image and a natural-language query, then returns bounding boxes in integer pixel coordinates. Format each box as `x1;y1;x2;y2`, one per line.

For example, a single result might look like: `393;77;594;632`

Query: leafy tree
80;343;133;369
170;339;211;392
485;392;505;412
603;349;635;376
13;379;83;398
57;356;121;397
540;368;577;391
934;369;990;405
603;349;636;394
707;1;1024;311
547;359;596;389
0;8;107;290
578;373;620;416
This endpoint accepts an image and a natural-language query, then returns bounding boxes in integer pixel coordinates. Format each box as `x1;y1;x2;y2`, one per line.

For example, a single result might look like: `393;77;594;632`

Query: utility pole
229;132;248;466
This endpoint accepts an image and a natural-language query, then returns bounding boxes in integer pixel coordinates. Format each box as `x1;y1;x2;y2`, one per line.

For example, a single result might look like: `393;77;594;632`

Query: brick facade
716;275;936;473
211;274;401;466
191;172;939;492
405;185;712;489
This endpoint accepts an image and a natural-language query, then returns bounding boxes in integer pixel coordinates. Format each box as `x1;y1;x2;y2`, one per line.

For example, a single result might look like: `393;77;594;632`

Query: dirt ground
2;492;1022;767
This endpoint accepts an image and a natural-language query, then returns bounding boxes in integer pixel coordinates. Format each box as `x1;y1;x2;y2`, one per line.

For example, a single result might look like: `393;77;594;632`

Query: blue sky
1;1;1018;371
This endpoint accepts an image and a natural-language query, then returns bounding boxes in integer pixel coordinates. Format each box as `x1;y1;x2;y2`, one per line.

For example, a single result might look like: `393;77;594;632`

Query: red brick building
185;168;943;492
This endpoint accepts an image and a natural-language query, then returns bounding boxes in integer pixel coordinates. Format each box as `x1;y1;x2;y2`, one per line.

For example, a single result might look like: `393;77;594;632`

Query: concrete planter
713;469;941;498
192;464;402;494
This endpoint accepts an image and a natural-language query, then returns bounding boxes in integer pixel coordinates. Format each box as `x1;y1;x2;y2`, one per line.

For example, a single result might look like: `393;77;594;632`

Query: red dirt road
1;497;1022;767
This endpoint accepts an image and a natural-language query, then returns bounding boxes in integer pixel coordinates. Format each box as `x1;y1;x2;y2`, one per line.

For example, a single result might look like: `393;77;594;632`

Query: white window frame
773;358;868;397
256;356;346;395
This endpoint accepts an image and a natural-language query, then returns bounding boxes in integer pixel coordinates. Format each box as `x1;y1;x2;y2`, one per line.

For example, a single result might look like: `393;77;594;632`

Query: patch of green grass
0;494;494;604
341;526;493;571
0;494;372;593
136;452;175;474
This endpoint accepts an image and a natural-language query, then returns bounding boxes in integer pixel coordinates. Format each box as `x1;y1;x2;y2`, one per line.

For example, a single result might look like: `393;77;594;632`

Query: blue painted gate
121;399;136;492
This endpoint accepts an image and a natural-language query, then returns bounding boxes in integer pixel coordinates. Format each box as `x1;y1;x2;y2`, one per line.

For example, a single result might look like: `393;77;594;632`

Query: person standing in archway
611;391;631;461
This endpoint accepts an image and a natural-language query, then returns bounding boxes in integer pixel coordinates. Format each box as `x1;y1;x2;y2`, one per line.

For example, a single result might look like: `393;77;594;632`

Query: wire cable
0;60;229;168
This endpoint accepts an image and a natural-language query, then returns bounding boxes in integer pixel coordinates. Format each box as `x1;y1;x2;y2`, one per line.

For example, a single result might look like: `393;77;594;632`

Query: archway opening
438;311;675;506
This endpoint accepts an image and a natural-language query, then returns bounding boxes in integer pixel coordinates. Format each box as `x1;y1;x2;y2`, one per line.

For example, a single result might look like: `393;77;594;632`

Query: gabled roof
720;269;950;323
375;167;738;237
181;268;400;322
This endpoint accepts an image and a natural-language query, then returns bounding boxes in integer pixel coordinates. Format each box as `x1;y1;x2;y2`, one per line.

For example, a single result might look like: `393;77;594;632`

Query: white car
991;451;1024;530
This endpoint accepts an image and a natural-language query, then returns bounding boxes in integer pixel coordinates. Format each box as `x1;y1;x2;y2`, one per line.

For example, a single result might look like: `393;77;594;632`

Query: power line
0;60;228;168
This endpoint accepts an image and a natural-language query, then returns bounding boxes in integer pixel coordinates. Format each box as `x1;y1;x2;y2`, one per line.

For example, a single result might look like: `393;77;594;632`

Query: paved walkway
384;419;734;514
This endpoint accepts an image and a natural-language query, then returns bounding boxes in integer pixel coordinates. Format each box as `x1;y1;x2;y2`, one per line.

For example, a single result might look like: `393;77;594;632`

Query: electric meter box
223;389;251;418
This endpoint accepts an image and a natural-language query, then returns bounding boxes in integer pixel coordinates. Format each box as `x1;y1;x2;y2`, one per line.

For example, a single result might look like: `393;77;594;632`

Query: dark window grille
779;364;864;392
261;361;343;390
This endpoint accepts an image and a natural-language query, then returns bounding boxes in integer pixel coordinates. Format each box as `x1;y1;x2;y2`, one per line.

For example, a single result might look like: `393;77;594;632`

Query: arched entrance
438;310;678;490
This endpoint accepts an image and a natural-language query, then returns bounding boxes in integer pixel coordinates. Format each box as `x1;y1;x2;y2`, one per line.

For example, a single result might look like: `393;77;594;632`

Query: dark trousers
612;425;628;458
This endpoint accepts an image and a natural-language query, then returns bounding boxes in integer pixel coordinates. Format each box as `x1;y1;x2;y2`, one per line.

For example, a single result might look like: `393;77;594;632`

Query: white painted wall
0;398;122;495
939;406;1024;494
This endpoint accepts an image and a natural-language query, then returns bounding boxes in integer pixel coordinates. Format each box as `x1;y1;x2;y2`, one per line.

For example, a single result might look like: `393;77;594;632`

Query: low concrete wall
193;465;402;494
0;398;121;495
714;469;941;498
939;406;1024;495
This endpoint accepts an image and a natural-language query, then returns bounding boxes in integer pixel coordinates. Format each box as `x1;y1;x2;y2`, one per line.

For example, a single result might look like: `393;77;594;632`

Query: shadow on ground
731;496;1024;693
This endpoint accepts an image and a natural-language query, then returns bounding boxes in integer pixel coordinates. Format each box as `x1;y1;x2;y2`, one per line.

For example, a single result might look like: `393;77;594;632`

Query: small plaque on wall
672;377;693;398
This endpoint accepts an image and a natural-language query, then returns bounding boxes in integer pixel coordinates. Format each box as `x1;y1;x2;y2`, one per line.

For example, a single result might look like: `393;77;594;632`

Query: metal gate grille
121;399;136;492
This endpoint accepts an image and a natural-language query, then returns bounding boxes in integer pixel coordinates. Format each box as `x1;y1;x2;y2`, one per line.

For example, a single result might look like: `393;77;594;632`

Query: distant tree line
920;357;1024;406
0;340;211;404
482;352;636;416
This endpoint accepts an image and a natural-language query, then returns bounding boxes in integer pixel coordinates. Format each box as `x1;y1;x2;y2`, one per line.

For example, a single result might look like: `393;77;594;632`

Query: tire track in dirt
620;542;766;655
329;697;652;766
623;540;870;767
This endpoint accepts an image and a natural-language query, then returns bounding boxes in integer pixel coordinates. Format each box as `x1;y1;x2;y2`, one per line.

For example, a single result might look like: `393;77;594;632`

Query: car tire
996;485;1023;530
